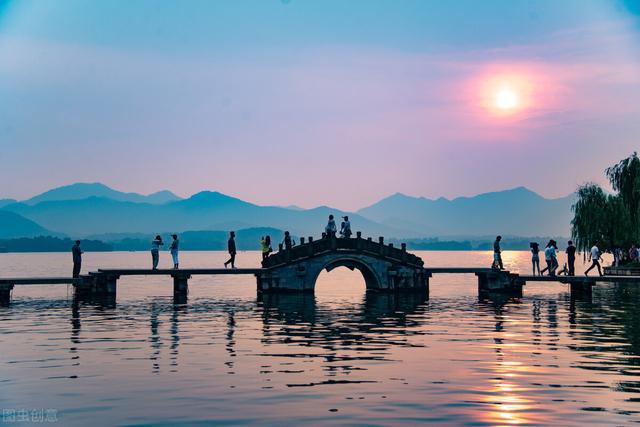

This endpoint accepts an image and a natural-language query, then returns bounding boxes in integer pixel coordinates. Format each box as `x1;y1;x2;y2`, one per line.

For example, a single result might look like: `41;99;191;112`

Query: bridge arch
316;256;382;291
256;236;427;294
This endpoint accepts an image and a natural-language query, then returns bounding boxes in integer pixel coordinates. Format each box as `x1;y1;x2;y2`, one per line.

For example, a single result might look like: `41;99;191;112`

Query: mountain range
0;183;575;240
357;187;574;238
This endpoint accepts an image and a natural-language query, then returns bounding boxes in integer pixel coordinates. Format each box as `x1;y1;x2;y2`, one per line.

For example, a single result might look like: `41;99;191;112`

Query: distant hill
0;210;56;238
3;183;576;239
23;183;181;205
0;199;17;208
357;187;575;237
4;191;409;238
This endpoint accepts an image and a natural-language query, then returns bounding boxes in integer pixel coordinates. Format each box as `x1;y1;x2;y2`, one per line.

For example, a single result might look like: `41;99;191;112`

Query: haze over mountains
358;187;574;238
0;183;574;240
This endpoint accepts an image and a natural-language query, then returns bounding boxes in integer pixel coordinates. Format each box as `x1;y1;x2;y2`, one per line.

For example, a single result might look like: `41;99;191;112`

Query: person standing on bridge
492;236;504;270
260;236;271;261
169;234;179;269
224;231;237;268
71;240;83;278
566;240;577;276
530;242;541;276
282;231;294;250
325;215;337;238
585;241;603;277
342;216;352;238
542;240;558;276
151;235;163;270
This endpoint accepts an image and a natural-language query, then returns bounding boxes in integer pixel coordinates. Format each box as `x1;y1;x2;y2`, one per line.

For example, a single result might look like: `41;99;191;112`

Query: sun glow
479;72;534;117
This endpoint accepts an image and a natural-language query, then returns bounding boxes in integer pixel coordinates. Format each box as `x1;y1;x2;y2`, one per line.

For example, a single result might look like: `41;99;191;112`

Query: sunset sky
1;0;640;210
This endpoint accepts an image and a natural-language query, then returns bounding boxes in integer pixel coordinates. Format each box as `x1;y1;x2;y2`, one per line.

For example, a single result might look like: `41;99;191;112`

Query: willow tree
571;185;631;253
606;151;640;241
571;184;609;252
571;152;639;253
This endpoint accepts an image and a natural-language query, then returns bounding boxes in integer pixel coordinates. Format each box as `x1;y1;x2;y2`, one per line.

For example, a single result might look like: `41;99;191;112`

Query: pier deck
96;268;263;276
2;266;640;306
517;274;640;284
0;277;82;286
425;267;494;274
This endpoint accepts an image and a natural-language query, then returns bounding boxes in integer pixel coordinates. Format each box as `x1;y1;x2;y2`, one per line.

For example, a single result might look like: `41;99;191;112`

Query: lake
1;250;638;426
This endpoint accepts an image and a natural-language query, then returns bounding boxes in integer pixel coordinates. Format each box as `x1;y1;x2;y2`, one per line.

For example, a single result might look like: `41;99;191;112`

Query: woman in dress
530;242;540;276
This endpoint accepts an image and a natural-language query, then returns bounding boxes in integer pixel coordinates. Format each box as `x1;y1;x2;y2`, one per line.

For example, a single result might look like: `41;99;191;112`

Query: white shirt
591;245;600;261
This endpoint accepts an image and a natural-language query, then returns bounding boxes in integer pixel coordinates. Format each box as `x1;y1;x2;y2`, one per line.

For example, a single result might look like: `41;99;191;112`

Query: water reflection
5;276;640;424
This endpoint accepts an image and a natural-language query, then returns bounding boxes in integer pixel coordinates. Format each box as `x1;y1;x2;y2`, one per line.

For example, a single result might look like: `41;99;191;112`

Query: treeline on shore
0;234;570;253
0;236;113;252
396;237;569;251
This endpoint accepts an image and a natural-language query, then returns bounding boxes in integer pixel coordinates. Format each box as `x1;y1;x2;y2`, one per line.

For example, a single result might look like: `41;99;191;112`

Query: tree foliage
606;151;640;238
572;152;639;253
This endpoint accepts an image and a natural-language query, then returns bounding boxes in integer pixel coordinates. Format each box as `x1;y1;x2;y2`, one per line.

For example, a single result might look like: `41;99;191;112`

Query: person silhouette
585;241;603;277
151;235;163;270
169;234;179;269
71;240;83;278
492;236;503;270
224;231;237;269
325;215;337;238
342;216;352;238
282;231;293;250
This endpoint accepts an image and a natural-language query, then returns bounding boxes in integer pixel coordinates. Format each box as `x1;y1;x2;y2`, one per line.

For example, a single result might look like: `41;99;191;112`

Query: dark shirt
72;244;82;264
493;240;501;254
566;245;576;260
284;235;292;250
228;237;236;254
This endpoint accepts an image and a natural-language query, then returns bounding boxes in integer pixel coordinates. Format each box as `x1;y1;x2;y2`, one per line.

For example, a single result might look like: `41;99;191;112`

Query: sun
495;88;518;110
477;73;533;117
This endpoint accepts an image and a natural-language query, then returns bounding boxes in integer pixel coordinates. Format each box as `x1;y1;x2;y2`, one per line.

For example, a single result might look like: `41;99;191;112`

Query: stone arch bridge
256;233;428;293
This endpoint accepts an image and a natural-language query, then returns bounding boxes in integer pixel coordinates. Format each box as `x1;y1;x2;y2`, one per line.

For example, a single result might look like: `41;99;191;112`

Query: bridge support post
74;275;94;298
477;271;522;297
424;271;431;298
172;274;190;300
0;284;13;306
569;281;593;299
94;274;118;297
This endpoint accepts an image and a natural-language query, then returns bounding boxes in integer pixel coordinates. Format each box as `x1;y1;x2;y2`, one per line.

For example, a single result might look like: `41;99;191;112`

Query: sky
1;0;640;211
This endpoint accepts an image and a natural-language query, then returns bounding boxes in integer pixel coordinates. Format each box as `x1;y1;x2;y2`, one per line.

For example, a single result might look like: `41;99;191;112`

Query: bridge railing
262;233;423;268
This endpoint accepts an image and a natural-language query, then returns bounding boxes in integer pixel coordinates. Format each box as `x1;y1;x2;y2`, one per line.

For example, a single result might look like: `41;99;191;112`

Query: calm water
1;250;639;426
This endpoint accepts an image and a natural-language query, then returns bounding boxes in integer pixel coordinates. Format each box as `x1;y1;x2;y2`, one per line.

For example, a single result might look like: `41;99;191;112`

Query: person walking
585;241;603;276
566;240;576;276
71;240;83;278
492;236;504;270
629;244;638;262
342;216;352;238
151;235;163;270
169;234;180;269
325;215;337;238
224;231;237;268
550;240;559;276
530;242;541;276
